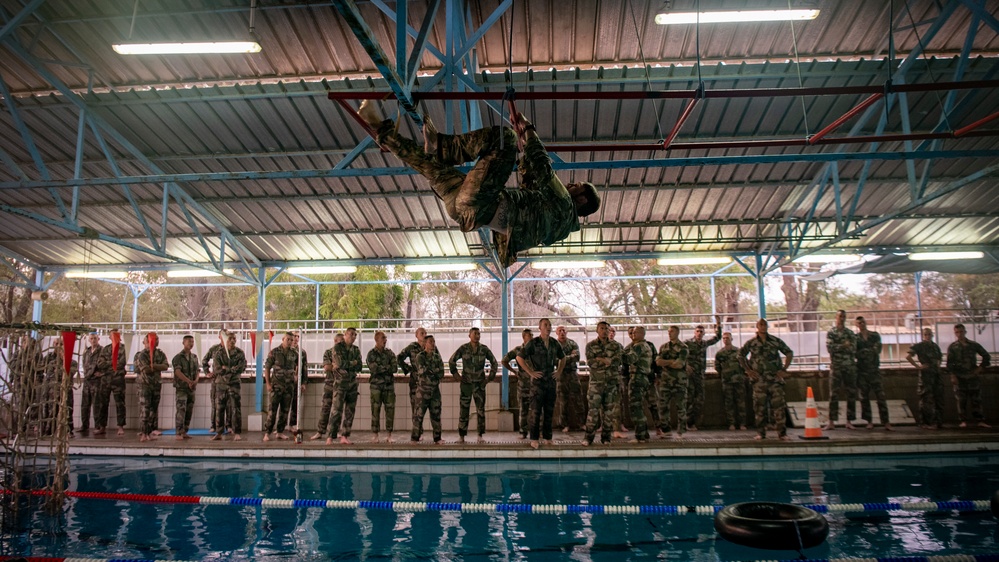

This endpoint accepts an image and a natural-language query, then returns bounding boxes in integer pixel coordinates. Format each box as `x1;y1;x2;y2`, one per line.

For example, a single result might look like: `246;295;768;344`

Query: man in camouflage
644;335;662;434
42;337;77;437
367;330;398;443
855;316;891;431
211;332;245;441
825;309;858;430
312;333;344;441
80;333;106;435
449;327;498;443
739;318;794;440
946;323;991;428
288;332;309;433
684;319;721;431
518;318;567;449
412;334;445;444
715;332;747;430
502;328;534;438
582;321;623;446
322;328;362;445
134;333;168;442
202;329;228;435
171;335;200;440
98;328;128;435
358;102;601;268
556;325;584;433
397;327;427;415
263;332;299;441
907;327;944;429
623;326;654;442
8;335;43;432
655;326;689;437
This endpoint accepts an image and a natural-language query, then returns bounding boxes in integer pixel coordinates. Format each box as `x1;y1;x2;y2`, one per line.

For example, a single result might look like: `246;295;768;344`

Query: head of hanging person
567;182;600;217
146;332;158;351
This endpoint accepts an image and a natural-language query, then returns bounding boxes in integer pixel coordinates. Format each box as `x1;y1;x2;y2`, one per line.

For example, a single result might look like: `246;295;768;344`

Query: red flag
61;331;77;375
147;332;158;351
111;330;122;368
250;331;256;356
268;330;274;346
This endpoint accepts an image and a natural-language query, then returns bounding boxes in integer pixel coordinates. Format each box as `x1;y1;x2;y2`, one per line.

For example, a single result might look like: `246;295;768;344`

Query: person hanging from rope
357;101;601;267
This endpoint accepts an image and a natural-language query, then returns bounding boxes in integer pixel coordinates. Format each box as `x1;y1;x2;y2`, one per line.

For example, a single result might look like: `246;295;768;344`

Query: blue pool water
3;453;998;561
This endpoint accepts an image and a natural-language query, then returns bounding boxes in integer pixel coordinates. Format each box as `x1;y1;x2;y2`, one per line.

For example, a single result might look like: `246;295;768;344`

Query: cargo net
0;323;91;531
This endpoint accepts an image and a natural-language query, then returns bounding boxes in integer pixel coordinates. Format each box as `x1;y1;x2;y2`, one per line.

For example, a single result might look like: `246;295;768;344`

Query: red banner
61;331;77;375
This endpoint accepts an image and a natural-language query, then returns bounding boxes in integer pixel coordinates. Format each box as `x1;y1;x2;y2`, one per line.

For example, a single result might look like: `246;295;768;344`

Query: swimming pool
4;453;998;560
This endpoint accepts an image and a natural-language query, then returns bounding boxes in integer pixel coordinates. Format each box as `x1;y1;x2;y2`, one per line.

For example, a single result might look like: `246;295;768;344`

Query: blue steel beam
395;0;407;82
0;0;45;43
0;146;28;180
71;107;85;223
369;0;446;64
406;0;442;92
958;0;999;33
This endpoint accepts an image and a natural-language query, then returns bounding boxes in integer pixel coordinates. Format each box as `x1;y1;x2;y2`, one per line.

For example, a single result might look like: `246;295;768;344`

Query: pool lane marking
1;554;997;562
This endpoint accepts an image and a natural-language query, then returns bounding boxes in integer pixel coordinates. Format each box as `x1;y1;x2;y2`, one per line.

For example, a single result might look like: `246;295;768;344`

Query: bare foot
357;100;383;127
457;436;465;444
687;425;698;432
844;422;856;430
433;439;443;445
371;434;380;443
175;435;184;441
150;430;162;437
562;427;570;433
263;433;271;442
581;440;590;447
728;425;736;431
277;433;289;440
210;433;221;441
823;421;835;431
94;428;106;436
753;434;763;441
884;423;894;432
778;434;791;441
182;433;191;440
866;422;874;430
739;425;748;430
674;432;684;439
310;432;322;440
612;431;625;439
530;440;540;449
410;438;420;445
477;435;485;444
978;422;992;428
326;437;334;445
656;428;664;436
959;421;968;428
232;434;242;441
518;434;527;440
386;433;393;443
339;436;352;445
139;433;148;442
147;434;158;441
117;427;125;436
542;439;553;445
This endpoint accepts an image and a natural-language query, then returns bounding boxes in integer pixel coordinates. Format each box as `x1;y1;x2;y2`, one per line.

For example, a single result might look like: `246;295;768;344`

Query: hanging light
112;41;262;55
287;266;358;275
404;263;478;273
909;251;984;261
655;9;820;25
166;269;235;278
65;270;129;279
531;260;606;270
657;257;732;266
792;254;862;263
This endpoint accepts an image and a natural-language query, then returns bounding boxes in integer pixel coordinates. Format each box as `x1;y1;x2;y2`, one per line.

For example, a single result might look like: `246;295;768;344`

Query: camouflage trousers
722;377;748;427
952;374;984;422
80;377;107;431
264;378;295;434
857;367;889;424
210;383;232;432
320;379;359;438
103;373;127;428
657;377;688;434
628;375;652;441
289;384;302;429
137;381;161;435
458;380;487;437
213;383;242;434
686;371;705;427
556;370;584;430
754;377;787;437
827;363;857;422
43;377;73;435
917;369;945;426
370;380;396;433
174;384;195;434
412;384;442;442
585;378;619;443
517;376;533;437
529;376;557;441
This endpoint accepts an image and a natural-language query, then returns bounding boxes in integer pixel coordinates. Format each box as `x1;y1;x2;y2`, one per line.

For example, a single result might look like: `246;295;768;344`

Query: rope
628;0;666;141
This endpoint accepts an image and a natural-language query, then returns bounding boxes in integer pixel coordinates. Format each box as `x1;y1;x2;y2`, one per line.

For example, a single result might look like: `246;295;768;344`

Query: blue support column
129;285;149;331
314;283;321;330
710;276;717;316
500;275;509;409
31;269;43;323
255;267;267;413
914;271;924;328
755;255;767;319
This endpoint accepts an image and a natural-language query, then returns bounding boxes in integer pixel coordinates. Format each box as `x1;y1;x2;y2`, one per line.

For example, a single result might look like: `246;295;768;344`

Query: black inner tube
714;502;829;551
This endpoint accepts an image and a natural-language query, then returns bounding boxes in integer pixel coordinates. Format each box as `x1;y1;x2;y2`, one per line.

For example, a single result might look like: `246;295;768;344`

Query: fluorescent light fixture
65;270;128;279
792;254;862;263
531;260;606;270
112;41;262;55
287;266;358;275
655;9;820;25
657;257;732;266
909;251;984;261
166;269;235;278
404;263;478;273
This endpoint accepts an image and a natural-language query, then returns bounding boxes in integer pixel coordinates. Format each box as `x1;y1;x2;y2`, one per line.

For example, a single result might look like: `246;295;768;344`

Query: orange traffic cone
800;387;829;440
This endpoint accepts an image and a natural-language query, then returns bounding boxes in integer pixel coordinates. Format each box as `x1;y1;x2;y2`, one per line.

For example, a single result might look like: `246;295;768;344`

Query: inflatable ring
714;502;829;550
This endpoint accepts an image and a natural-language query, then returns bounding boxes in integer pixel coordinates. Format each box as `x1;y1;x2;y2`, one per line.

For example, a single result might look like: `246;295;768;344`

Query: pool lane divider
20;490;994;515
3;555;999;562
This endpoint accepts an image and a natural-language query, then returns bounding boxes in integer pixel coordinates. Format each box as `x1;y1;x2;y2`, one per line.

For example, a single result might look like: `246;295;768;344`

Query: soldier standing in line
171;335;200;440
655;326;689;438
715;332;748;431
323;328;362;445
288;332;309;434
684;319;721;431
518;318;567;449
907;327;944;429
211;332;245;441
855;316;891;431
263;332;298;441
449;327;498;443
555;325;584;433
582;321;623;446
622;326;654;443
367;331;398;443
946;323;991;428
202;328;228;435
644;334;662;435
98;328;128;435
312;332;344;441
42;337;77;437
411;334;445;444
134;333;168;442
502;328;533;438
824;309;858;430
397;327;427;414
613;326;633;438
739;318;794;441
79;333;105;436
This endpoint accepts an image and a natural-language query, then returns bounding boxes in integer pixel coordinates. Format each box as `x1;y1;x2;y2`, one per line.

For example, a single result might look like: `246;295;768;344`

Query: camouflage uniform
212;346;245;435
171;350;200;435
288;347;308;429
449;342;498;437
739;334;793;438
263;346;299;434
8;343;43;429
202;342;225;433
656;340;689;434
367;346;398;433
98;342;128;428
826;326;858;423
42;351;76;435
134;348;168;436
856;331;889;424
375;122;581;268
583;337;623;443
397;341;424;413
715;345;747;428
556;338;584;430
644;340;661;428
412;349;445;442
321;341;362;439
623;339;654;441
504;346;531;437
946;338;991;423
519;336;566;440
909;340;944;426
80;343;104;432
684;326;721;428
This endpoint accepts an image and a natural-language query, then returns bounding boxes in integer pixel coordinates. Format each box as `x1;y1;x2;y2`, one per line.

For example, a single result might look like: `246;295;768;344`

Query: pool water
3;453;998;561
